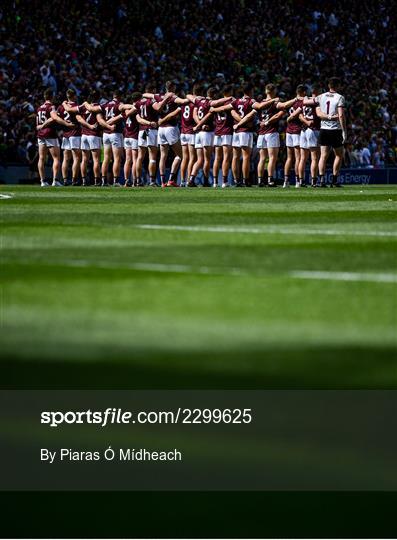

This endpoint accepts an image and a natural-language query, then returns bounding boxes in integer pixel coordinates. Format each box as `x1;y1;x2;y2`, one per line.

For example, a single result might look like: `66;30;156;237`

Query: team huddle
35;77;347;189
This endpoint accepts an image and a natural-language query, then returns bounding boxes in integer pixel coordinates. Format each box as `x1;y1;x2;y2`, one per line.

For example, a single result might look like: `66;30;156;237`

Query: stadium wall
1;165;396;185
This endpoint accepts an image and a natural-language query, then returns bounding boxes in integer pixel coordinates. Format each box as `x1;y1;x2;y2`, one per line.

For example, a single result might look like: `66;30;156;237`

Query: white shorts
81;135;102;151
195;131;214;148
158;126;180;146
256;133;280;149
103;132;124;148
138;129;158;147
214;134;233;147
38;138;59;148
61;136;81;150
232;132;254;148
181;133;195;146
300;129;320;149
286;133;301;147
124;137;138;150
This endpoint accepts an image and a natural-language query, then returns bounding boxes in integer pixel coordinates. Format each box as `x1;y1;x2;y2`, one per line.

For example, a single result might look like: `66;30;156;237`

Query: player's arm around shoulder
96;112;114;131
158;107;181;126
50;108;73;127
253;97;279;110
278;96;299;110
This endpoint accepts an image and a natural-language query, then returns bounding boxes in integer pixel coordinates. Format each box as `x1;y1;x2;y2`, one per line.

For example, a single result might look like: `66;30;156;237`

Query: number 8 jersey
316;92;345;130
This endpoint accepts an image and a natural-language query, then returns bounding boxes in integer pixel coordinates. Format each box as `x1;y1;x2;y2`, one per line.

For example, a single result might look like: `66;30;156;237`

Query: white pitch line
65;259;247;276
0;193;14;199
290;271;397;283
30;258;397;283
135;224;397;237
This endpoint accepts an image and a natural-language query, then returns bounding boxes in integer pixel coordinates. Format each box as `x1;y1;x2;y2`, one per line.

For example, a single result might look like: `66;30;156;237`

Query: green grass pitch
1;184;396;388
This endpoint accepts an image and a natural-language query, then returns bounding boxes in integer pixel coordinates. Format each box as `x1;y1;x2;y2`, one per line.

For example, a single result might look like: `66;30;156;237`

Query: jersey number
140;104;147;117
37;111;47;124
326;101;330;115
198;106;205;120
105;107;115;120
238;104;245;117
183;105;191;119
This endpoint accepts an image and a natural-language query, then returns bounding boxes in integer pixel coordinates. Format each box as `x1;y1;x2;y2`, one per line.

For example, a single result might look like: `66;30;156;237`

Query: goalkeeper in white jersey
304;77;347;187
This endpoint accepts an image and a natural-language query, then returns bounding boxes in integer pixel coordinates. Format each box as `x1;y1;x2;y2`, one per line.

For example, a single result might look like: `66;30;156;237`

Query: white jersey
316;92;345;130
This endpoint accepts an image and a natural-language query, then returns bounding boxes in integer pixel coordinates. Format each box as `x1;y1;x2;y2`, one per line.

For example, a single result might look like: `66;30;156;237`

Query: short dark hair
44;89;53;101
296;84;307;95
223;84;233;96
207;86;217;99
145;83;156;93
88;90;99;103
328;77;341;89
243;83;254;95
113;89;121;99
131;91;142;102
265;83;276;94
311;84;321;95
165;80;176;91
66;88;76;100
193;83;203;95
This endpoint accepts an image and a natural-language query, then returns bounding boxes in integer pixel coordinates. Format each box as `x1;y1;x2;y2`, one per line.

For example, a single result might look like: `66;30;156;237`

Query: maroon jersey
57;102;81;137
194;97;214;131
302;101;321;130
214;109;234;136
78;104;101;136
100;99;123;134
154;94;179;127
181;102;195;134
36;101;57;139
123;110;139;139
258;101;280;135
232;98;255;132
286;99;303;134
135;98;158;131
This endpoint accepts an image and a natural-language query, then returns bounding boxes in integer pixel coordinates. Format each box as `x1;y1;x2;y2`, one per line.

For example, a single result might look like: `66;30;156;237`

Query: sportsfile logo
40;407;253;427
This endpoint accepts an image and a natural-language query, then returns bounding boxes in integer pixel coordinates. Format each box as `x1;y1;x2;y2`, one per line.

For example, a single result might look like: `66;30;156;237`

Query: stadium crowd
0;0;396;169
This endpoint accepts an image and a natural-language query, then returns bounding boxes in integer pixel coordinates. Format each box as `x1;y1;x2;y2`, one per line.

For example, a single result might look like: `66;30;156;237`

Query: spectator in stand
0;0;395;167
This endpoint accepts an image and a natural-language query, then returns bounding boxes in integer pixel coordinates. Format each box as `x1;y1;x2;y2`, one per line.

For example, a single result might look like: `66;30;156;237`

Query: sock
81;176;86;184
258;177;263;184
72;177;78;184
203;175;209;184
101;176;107;184
149;176;155;184
299;178;303;184
95;177;101;185
189;175;196;183
284;176;289;184
222;176;227;184
160;175;166;185
243;178;249;184
63;178;68;184
268;176;274;184
331;174;338;184
169;172;176;182
311;176;318;185
113;177;119;184
319;174;325;184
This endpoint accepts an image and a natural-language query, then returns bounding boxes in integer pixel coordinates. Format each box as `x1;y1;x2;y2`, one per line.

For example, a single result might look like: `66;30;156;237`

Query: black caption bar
0;391;396;490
